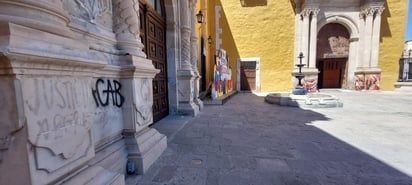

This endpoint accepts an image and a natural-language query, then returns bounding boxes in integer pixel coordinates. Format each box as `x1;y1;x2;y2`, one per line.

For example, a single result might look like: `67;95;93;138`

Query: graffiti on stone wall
355;74;380;90
92;79;125;108
23;78;94;172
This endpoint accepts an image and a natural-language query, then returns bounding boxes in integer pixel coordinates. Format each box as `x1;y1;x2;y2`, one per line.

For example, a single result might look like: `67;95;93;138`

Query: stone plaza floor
127;90;412;185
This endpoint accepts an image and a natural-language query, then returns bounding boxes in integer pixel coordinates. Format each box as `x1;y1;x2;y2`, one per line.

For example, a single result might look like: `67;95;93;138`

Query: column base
178;101;200;116
292;68;319;93
124;127;167;175
194;99;204;110
354;68;381;90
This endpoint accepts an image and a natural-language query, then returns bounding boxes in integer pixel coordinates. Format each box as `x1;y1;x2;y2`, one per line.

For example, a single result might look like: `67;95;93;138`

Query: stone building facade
202;0;407;92
0;0;201;184
293;0;386;91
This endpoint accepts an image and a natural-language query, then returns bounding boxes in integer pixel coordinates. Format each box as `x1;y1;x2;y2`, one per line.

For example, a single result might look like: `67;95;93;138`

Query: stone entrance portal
293;0;385;91
316;23;350;89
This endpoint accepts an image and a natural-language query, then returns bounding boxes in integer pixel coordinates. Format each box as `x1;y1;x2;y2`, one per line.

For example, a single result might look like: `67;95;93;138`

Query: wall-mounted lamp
207;36;212;44
196;10;204;23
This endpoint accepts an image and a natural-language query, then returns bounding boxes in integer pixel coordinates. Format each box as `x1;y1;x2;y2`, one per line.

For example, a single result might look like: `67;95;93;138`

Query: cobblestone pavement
127;90;412;185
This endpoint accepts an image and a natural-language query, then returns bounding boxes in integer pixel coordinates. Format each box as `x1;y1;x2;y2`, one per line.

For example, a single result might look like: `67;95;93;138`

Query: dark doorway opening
240;61;256;91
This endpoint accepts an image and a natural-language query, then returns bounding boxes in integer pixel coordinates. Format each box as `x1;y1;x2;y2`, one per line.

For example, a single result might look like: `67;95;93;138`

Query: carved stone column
177;0;199;116
357;11;366;69
362;7;374;68
371;6;385;68
301;9;311;68
309;8;319;69
190;0;204;110
112;0;146;58
180;0;193;70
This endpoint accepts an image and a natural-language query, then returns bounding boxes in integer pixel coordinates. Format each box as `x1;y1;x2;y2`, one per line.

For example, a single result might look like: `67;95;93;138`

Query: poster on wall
211;49;233;100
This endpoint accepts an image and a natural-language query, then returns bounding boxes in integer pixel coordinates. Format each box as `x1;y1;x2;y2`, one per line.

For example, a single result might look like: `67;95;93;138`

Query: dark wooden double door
139;2;168;122
317;58;347;88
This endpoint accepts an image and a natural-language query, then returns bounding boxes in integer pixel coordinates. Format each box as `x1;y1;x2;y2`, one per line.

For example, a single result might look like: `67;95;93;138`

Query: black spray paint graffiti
92;79;125;107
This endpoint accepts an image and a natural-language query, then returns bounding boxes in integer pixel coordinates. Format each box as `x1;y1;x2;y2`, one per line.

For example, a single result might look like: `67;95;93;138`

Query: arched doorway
316;23;350;89
140;0;169;122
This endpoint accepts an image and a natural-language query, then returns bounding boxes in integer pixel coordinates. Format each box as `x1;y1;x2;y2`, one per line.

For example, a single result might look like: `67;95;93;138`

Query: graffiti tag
92;79;125;107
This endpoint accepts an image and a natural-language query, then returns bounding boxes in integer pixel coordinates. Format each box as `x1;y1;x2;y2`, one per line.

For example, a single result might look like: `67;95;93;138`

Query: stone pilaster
112;0;166;174
177;0;199;116
355;5;383;90
362;7;374;68
301;8;311;67
309;8;319;69
371;6;385;68
112;0;146;58
294;6;302;65
120;55;166;175
190;0;203;110
357;11;366;69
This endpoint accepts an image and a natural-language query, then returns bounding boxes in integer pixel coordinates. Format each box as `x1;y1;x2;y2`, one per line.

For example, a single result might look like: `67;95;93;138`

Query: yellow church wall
198;0;407;92
379;0;408;90
209;0;296;92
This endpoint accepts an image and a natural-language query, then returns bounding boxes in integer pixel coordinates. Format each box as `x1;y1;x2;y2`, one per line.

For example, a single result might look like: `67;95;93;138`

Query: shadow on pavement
133;93;412;185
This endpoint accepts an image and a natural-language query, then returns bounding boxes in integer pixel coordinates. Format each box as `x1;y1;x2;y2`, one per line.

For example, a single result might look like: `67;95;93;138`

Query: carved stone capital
301;8;312;17
312;8;320;16
73;0;112;24
374;6;385;16
300;8;319;18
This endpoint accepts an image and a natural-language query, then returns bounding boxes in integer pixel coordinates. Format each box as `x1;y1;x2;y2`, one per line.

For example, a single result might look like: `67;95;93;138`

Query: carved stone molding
0;0;73;38
301;8;319;17
301;8;312;17
312;8;320;16
73;0;112;23
360;6;384;19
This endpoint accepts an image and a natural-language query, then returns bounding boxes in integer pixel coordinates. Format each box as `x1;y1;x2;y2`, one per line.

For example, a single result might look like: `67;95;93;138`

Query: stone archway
316;23;350;88
317;16;359;89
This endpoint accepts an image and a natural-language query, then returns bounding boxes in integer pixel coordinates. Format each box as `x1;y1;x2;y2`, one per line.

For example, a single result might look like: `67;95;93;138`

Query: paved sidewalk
127;90;412;185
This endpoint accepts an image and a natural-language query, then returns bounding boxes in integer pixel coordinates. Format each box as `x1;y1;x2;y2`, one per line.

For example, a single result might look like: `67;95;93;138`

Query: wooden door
319;59;346;88
240;61;256;91
140;2;168;122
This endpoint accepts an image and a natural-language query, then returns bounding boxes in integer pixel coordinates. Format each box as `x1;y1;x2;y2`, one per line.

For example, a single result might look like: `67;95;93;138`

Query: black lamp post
196;11;204;24
292;52;307;95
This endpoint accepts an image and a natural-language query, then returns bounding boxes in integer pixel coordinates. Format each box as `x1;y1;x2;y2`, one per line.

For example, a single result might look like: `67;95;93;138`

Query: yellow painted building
197;0;408;92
